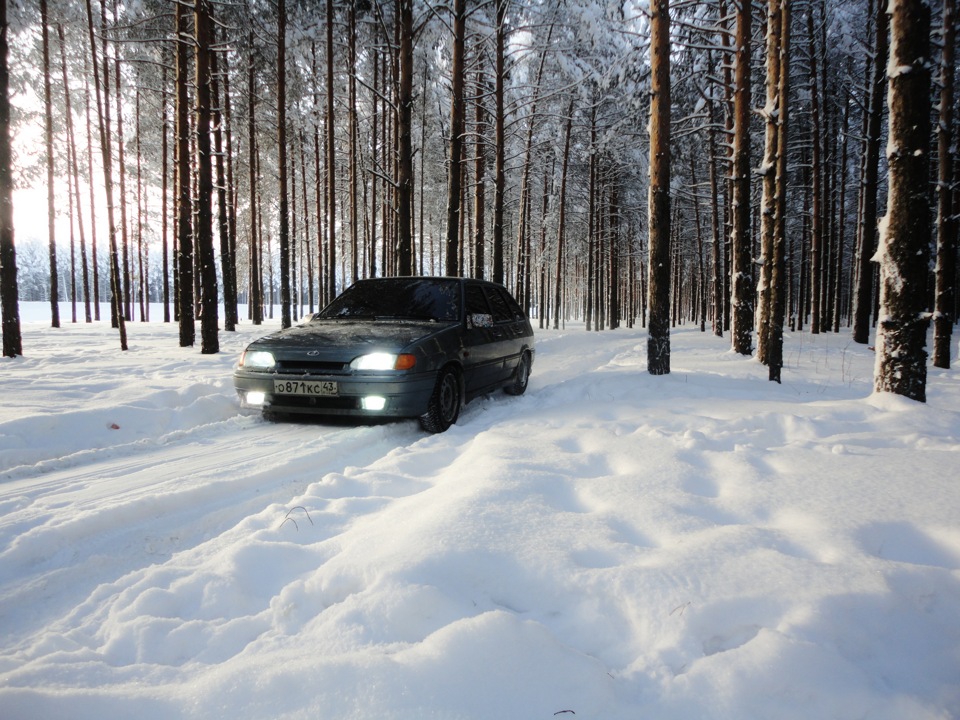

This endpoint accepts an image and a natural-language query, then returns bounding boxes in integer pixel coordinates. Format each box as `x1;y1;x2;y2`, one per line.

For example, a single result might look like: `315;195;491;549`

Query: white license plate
273;379;339;396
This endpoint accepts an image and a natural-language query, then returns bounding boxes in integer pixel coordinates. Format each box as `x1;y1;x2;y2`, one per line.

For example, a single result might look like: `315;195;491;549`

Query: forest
0;0;955;399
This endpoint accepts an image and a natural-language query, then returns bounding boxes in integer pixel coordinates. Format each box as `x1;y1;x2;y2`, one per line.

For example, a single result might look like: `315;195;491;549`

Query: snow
2;304;959;720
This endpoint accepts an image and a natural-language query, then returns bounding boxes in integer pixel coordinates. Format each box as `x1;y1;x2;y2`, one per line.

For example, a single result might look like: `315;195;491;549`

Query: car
233;276;535;433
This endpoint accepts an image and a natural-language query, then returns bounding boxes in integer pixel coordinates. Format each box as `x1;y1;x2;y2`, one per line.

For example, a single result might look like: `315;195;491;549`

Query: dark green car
234;277;535;432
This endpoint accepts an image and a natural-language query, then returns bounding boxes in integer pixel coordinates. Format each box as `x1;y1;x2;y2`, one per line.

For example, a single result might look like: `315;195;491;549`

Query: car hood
247;319;457;355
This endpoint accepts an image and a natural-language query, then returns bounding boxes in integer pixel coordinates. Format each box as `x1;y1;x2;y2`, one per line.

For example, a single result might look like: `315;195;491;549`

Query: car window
318;278;462;322
500;288;525;320
466;284;491;315
483;286;513;323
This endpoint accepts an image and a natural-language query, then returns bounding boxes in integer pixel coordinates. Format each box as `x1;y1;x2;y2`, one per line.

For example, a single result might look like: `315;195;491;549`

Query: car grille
276;360;349;374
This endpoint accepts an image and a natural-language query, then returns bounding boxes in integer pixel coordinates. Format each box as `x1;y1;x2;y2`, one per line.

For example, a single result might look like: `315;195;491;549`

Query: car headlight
350;353;416;371
242;350;276;369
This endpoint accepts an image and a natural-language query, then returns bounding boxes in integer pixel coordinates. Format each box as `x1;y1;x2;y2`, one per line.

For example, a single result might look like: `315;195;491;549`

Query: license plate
273;379;339;396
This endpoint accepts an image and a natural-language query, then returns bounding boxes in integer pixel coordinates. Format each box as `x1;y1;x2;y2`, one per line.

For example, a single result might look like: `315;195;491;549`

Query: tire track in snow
0;326;645;651
0;416;420;647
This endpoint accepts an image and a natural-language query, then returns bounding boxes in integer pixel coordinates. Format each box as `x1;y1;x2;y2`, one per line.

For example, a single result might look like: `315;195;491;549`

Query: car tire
504;351;530;396
419;367;461;433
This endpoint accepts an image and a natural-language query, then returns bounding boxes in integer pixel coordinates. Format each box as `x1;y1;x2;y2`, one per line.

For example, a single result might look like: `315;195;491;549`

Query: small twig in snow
279;506;314;531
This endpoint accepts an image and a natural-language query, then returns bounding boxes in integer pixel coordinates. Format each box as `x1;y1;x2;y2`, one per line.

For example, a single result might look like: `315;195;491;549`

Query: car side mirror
467;313;494;329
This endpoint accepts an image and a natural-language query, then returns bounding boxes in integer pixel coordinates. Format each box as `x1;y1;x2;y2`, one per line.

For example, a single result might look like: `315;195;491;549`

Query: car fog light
361;396;386;411
245;391;266;407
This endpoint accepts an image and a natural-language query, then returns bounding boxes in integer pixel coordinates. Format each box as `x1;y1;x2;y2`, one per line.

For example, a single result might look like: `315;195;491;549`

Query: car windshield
317;278;462;322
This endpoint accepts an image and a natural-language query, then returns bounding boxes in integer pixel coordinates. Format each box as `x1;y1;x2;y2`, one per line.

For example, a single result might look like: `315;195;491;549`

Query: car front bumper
233;369;438;419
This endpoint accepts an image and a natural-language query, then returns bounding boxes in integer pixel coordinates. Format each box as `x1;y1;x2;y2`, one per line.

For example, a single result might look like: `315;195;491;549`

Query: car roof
354;276;508;289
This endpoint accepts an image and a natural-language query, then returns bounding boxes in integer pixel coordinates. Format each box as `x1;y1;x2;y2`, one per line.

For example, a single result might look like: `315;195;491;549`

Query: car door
498;286;532;348
461;282;499;393
482;285;523;384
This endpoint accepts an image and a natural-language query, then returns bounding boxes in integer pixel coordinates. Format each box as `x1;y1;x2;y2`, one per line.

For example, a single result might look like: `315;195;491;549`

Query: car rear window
484;286;514;323
318;278;462;322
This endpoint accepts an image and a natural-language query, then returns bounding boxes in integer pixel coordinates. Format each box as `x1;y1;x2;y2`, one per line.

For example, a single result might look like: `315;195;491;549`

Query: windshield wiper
317;313;377;321
383;314;451;323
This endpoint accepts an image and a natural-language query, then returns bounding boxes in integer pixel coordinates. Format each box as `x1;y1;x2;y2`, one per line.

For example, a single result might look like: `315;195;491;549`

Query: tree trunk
290;133;299;322
255;139;266;319
768;0;790;383
458;154;467;277
107;0;131;322
707;90;723;337
514;19;555;310
369;35;379;281
135;85;146;322
174;0;193;346
396;0;414;276
595;177;605;330
83;63;100;321
690;154;706;333
719;0;734;333
59;23;91;325
41;0;59;328
348;2;359;285
553;100;574;330
223;51;239;324
730;0;753;355
311;41;325;305
86;0;126;349
67;72;77;324
211;22;237;332
934;0;956;369
609;179;620;331
277;0;291;329
647;0;671;375
798;162;809;328
444;0;466;276
757;0;783;364
832;92;850;334
874;0;931;401
300;131;313;313
247;41;262;325
853;0;887;344
538;163;549;328
0;0;21;357
161;59;170;323
586;104;596;332
492;0;506;285
195;0;218;353
473;64;487;280
806;5;824;335
418;64;427;275
326;0;338;293
387;37;397;275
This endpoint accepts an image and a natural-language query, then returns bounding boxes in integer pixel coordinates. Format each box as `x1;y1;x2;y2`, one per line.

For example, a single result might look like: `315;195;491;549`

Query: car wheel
419;367;461;433
504;351;530;396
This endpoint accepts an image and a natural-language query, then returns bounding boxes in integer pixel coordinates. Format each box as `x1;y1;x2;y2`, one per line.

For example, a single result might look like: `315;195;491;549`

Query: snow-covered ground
1;304;959;720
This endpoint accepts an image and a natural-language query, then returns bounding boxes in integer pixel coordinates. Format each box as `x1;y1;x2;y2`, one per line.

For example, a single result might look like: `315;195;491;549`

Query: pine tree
874;0;932;401
730;0;753;356
0;0;21;358
647;0;671;376
933;0;956;369
195;0;219;352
